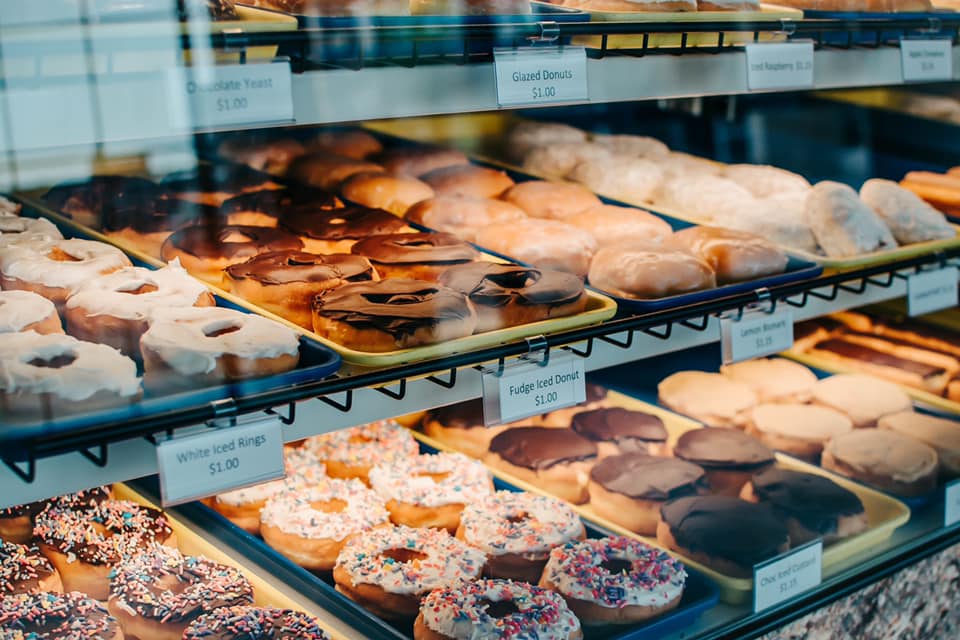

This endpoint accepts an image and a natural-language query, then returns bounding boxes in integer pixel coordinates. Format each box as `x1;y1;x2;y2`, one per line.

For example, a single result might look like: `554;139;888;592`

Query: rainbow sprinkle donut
183;605;329;640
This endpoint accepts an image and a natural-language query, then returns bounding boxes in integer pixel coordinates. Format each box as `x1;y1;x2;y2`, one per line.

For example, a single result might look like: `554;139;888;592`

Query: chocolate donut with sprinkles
108;544;254;640
0;541;62;595
539;536;686;625
0;485;112;544
183;605;329;640
0;590;122;639
414;579;582;640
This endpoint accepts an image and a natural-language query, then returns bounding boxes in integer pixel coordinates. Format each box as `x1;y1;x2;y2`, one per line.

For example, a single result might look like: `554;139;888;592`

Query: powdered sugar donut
0;290;62;335
0;215;62;251
0;540;62;595
305;420;419;484
369;452;493;532
1;591;121;639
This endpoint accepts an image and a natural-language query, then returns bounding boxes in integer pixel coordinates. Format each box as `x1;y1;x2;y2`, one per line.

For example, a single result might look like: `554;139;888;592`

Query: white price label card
167;61;293;130
481;350;586;425
754;540;823;612
907;267;958;317
156;416;285;506
745;41;814;91
721;307;795;364
945;479;960;527
901;39;953;82
493;46;588;107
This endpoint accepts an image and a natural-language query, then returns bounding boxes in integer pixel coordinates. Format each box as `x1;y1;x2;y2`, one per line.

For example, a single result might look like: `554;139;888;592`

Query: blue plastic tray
797;9;956;46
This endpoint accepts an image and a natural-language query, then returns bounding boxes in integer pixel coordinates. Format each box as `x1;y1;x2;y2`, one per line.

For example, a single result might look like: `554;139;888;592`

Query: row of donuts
207;422;689;635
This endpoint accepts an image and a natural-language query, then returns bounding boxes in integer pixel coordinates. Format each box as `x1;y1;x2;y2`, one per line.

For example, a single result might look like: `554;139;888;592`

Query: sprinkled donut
369;452;493;532
183;605;330;640
305;420;419;484
0;541;62;595
108;544;254;640
0;590;121;639
414;579;582;640
0;485;112;544
456;491;585;584
540;536;686;625
0;291;62;336
333;525;486;620
34;499;175;600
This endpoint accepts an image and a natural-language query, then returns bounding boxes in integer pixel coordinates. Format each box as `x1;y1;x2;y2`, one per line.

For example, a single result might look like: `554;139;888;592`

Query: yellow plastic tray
414;390;911;605
114;484;354;640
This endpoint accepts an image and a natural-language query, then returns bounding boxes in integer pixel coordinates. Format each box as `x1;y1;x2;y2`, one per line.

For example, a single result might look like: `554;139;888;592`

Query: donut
42;175;161;229
568;156;664;204
405;195;527;243
474;218;597;278
506;121;586;162
341;172;435;216
540;536;686;625
281;204;408;255
0;331;141;420
308;129;383;160
522;142;612;179
588;244;716;299
183;605;331;640
0;239;131;308
419;164;515;199
34;500;175;600
218;188;340;228
332;525;486;619
745;404;853;462
373;147;469;178
671;226;788;285
161;164;282;207
260;479;390;571
672;428;774;497
414;579;582;640
140;306;300;393
570;408;669;458
421;399;512;459
64;262;215;358
535;383;609;428
312;279;477;351
286;153;385;192
719;358;819;403
218;137;307;175
224;250;378;330
0;216;62;251
456;491;584;583
350;232;479;281
99;196;212;259
658;371;757;429
0;290;62;335
437;262;587;333
108;544;254;640
500;181;601;220
564;204;673;249
0;500;48;544
0;541;62;594
0;591;122;639
592;134;670;159
160;224;303;284
305;420;419;484
369;452;494;532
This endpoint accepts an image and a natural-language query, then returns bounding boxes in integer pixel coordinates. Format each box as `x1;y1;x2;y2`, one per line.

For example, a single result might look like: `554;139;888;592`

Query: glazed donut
160;224;303;284
140;306;300;393
218;137;307;175
419;164;515;199
0;331;141;420
97;196;211;259
671;226;788;285
224;250;378;330
568;156;664;204
350;232;479;281
34;500;175;600
64;262;215;358
373;147;469;178
312;279;477;352
341;172;435;216
438;262;587;332
522;142;612;179
0;591;122;639
535;382;609;428
422;399;511;459
184;605;331;640
541;536;686;626
563;204;673;249
588;244;716;299
474;219;597;278
309;129;383;160
0;216;62;251
0;541;62;594
108;544;254;640
162;164;282;207
414;579;582;640
305;420;419;484
0;290;62;335
456;491;585;584
0;239;131;308
500;181;601;220
218;187;340;228
286;153;386;192
281;204;409;255
333;525;486;620
369;452;494;532
405;195;527;243
260;479;390;571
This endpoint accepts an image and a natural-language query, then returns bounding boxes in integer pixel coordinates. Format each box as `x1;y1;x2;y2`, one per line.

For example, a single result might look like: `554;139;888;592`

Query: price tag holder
900;39;953;83
493;46;588;107
156;415;285;507
945;479;960;527
481;350;586;425
720;307;795;364
753;540;823;613
907;267;958;317
744;41;814;91
167;61;293;130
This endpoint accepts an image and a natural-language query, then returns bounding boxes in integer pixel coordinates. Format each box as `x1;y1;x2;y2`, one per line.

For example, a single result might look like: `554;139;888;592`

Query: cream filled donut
0;541;62;595
0;216;62;251
0;290;62;335
333;525;486;620
0;591;122;639
456;491;585;583
369;452;494;532
65;262;215;358
305;420;419;484
540;536;686;626
140;306;300;392
260;479;390;571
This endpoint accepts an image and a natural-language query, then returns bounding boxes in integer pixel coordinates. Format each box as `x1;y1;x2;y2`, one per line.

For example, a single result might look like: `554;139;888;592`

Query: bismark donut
305;420;419;484
0;590;121;639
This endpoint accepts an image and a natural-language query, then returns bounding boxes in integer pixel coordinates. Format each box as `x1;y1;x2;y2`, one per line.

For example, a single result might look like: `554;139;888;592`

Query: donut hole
414;471;451;483
382;548;427;565
310;498;347;514
601;557;633;575
479;599;521;619
27;352;77;369
47;247;82;262
202;321;243;338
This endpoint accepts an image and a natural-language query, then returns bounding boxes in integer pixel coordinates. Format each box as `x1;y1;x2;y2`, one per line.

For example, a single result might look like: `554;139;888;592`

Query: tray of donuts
414;378;912;605
139;424;721;640
0;195;341;448
0;483;353;640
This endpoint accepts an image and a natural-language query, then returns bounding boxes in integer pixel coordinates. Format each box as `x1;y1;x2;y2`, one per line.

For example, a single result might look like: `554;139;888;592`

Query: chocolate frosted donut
571;408;669;457
673;429;774;496
439;262;586;332
161;224;303;283
423;399;511;458
42;175;162;228
351;232;478;281
1;591;121;639
162;163;280;206
183;606;330;640
0;541;61;595
282;205;407;254
218;187;340;228
312;279;477;351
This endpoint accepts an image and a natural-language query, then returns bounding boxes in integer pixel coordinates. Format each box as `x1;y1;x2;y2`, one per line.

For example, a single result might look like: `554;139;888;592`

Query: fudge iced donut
333;525;486;620
218;137;306;175
351;232;479;281
369;452;494;532
309;128;383;159
0;216;62;251
422;399;511;459
305;420;419;484
414;579;582;640
540;536;686;625
0;500;48;544
571;408;669;458
0;290;62;335
536;383;609;428
475;218;597;278
184;606;331;640
42;175;160;229
0;541;62;594
0;591;121;639
822;429;938;497
672;429;775;497
455;491;585;583
746;403;853;462
282;204;408;255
